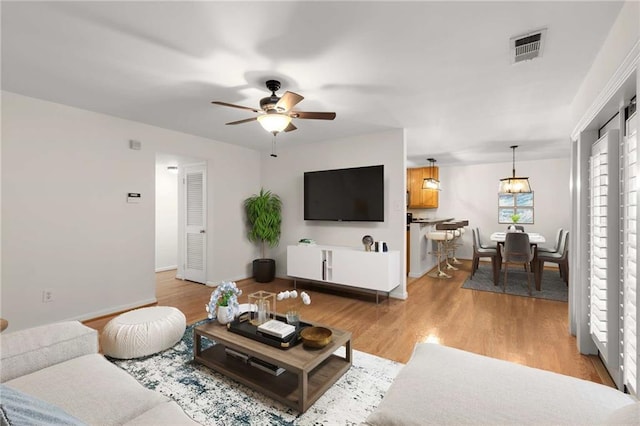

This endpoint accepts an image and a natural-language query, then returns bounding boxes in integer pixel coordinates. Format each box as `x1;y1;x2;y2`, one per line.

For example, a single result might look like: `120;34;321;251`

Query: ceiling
1;1;624;166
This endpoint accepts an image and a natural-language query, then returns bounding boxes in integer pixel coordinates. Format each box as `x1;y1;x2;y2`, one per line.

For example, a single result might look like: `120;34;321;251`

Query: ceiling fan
211;80;336;134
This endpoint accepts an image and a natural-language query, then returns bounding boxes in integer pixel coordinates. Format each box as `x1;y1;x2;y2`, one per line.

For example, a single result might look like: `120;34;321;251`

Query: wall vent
511;28;547;64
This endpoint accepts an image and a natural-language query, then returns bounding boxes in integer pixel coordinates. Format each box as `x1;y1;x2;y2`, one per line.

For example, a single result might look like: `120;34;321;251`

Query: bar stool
449;220;469;265
427;230;454;278
436;222;461;271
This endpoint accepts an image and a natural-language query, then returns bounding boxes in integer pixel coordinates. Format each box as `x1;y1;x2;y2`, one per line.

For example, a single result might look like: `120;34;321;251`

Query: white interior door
183;164;207;284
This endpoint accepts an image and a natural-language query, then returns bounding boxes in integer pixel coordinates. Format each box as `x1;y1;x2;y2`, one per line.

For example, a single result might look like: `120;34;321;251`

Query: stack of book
257;319;296;340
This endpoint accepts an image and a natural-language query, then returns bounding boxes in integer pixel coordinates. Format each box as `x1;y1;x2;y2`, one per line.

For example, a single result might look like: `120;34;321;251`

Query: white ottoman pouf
100;306;186;359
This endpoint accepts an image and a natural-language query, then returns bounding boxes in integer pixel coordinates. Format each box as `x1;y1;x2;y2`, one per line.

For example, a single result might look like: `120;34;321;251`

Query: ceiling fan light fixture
257;113;291;133
499;145;531;193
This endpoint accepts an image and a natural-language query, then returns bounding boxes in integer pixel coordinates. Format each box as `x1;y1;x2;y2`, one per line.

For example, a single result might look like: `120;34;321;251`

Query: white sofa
0;321;198;425
365;343;639;425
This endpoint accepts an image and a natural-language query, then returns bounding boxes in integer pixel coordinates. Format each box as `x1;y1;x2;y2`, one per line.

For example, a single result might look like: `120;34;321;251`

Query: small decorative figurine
362;235;374;251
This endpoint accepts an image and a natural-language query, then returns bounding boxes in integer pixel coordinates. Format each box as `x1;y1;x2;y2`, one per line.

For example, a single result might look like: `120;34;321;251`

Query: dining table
490;231;546;291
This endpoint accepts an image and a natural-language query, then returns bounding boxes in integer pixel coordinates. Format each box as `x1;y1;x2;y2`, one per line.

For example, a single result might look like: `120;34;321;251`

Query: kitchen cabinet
407;167;439;208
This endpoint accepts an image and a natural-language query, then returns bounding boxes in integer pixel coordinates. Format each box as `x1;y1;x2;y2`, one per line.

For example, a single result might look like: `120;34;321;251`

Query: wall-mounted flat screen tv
304;165;384;222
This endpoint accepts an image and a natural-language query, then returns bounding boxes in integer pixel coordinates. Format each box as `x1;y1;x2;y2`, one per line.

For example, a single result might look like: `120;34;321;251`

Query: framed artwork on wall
498;192;534;224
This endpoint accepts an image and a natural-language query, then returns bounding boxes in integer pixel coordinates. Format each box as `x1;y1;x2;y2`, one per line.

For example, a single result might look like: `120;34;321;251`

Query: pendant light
499;145;531;193
422;158;441;190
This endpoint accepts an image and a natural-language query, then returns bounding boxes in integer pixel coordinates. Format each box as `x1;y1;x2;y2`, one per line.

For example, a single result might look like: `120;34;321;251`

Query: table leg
495;242;503;286
532;245;541;291
298;369;308;412
193;329;201;357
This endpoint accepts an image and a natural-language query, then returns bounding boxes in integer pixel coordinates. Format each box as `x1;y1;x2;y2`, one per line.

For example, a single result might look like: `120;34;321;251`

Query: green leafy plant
511;213;521;223
244;188;282;258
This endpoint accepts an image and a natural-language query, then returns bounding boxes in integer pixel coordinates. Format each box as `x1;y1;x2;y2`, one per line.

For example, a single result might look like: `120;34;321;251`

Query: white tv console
286;244;400;303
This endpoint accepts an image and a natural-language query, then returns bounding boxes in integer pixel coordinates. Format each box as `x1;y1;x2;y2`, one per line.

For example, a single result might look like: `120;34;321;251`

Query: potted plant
205;281;242;324
511;213;521;223
244;188;282;283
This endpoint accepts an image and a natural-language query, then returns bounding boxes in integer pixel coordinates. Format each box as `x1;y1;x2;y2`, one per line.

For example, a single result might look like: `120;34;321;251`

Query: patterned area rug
109;321;403;425
462;263;568;302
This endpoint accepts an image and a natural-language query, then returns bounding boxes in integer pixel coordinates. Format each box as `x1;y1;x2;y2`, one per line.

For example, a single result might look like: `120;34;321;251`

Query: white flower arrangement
276;290;311;312
205;281;242;320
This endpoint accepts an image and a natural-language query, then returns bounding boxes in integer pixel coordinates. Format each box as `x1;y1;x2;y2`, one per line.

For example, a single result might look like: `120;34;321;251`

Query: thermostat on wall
127;193;141;203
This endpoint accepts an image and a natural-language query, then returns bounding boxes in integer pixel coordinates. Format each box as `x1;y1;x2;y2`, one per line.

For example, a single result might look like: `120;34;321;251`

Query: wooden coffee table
193;320;352;413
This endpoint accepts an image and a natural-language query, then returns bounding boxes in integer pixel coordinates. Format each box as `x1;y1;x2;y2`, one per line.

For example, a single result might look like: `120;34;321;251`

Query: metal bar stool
427;230;454;278
450;220;469;265
436;222;462;270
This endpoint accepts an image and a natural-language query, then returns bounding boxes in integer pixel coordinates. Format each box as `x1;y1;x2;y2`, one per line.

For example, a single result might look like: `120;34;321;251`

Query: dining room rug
108;321;403;426
462;263;568;302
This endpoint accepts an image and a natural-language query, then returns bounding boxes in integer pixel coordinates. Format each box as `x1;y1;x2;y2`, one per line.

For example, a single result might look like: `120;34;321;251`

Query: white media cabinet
286;244;400;303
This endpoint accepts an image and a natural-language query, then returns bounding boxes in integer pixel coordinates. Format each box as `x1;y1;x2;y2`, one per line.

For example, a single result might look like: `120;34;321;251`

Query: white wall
261;129;408;298
1;92;261;331
420;156;571;260
571;1;639;129
155;163;178;272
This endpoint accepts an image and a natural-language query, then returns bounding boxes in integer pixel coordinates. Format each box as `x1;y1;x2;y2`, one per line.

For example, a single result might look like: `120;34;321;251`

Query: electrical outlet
42;289;54;303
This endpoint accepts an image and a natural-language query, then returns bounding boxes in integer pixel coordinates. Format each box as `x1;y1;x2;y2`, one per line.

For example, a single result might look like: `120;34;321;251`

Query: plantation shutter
589;131;621;388
623;112;639;395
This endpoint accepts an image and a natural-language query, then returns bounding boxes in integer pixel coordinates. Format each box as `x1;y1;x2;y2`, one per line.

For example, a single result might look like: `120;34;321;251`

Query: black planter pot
253;258;276;283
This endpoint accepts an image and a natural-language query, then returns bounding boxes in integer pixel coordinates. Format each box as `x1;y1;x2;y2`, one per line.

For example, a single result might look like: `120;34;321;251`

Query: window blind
589;132;621;389
590;141;610;351
623;113;638;395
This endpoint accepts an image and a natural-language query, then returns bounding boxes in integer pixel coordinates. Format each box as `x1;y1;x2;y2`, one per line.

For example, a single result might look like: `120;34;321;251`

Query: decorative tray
226;313;311;350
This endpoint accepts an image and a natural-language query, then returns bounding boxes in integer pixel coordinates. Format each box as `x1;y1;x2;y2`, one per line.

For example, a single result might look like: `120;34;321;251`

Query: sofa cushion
0;321;98;383
0;384;86;426
606;401;640;424
6;354;170;425
365;343;636;425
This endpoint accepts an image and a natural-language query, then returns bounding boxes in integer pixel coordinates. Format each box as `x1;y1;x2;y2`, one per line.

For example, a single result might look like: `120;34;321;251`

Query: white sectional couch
0;321;198;425
365;343;639;425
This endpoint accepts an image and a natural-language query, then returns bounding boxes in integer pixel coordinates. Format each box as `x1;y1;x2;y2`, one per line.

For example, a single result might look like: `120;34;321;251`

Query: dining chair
501;232;535;295
538;228;564;254
471;229;499;284
475;227;497;249
538;231;569;284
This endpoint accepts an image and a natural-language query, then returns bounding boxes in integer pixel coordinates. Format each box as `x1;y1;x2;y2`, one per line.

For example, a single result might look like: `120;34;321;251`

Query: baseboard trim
155;266;178;273
75;297;158;323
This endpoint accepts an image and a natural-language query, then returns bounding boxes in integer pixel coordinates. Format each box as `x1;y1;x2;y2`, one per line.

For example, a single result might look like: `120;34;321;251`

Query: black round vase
253;258;276;283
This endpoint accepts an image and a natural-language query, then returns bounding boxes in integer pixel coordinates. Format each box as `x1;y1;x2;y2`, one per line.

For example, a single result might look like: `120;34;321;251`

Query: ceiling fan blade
212;101;260;113
284;122;297;132
225;117;258;125
275;91;304;112
291;111;336;120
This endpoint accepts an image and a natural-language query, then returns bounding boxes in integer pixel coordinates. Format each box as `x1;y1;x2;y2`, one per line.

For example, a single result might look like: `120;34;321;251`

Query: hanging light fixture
257;112;292;134
499;145;531;193
422;158;441;190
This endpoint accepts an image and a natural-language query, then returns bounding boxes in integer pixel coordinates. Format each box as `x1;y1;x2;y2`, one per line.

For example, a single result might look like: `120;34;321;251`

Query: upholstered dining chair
538;231;569;284
538;228;564;254
471;229;499;284
501;232;535;295
475;227;497;249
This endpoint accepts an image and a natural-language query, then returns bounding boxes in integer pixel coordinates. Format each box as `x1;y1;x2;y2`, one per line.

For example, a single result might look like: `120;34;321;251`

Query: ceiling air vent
510;28;547;64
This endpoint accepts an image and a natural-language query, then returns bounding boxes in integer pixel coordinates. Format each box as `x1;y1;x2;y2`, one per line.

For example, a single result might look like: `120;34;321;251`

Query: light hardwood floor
83;260;613;387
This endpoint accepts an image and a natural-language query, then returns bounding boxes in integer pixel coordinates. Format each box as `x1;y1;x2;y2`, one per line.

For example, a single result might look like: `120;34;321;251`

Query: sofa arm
0;321;98;382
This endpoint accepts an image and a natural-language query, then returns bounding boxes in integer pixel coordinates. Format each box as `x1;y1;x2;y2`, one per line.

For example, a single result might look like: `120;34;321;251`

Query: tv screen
304;165;384;222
